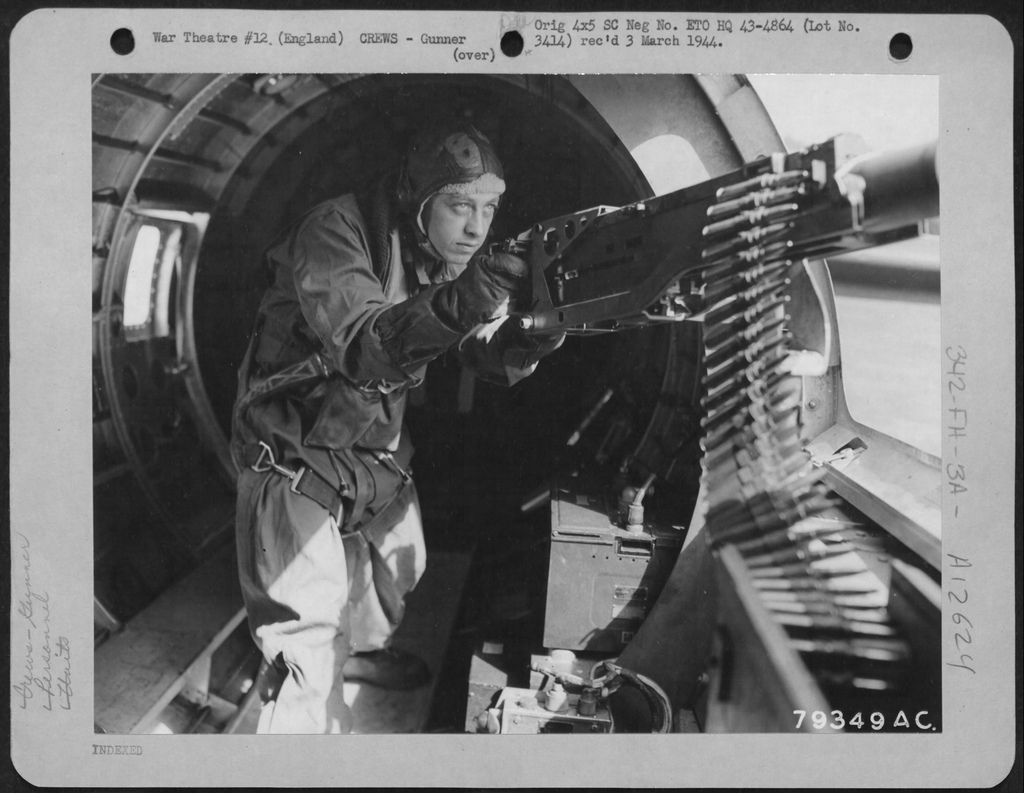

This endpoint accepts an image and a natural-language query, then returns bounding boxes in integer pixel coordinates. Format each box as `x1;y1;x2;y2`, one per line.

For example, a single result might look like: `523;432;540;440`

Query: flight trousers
235;466;426;734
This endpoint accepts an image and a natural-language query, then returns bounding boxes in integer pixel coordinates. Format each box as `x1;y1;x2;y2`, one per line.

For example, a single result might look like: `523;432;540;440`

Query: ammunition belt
697;165;909;698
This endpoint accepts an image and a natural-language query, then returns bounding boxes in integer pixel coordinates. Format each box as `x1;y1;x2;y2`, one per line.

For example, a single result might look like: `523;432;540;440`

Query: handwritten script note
12;532;73;712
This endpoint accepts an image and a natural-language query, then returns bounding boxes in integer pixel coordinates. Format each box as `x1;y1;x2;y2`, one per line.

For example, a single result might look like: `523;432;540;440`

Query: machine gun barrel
846;140;939;233
510;135;938;334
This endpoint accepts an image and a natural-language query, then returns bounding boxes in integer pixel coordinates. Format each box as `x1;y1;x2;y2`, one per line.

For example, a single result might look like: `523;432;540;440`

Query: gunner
231;119;563;733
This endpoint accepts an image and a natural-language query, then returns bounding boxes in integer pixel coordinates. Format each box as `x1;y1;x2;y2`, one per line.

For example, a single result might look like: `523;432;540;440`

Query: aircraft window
123;212;205;342
123;224;160;330
629;135;709;195
748;74;941;457
833;286;941;457
152;226;182;338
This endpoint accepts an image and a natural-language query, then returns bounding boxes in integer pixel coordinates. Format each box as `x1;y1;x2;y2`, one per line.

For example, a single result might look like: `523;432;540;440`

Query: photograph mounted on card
7;8;1017;789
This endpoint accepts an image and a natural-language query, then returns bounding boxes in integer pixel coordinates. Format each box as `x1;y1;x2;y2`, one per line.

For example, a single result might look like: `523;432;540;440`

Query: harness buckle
249;440;348;517
289;466;308;494
373;450;413;483
251;440;300;482
250;441;277;473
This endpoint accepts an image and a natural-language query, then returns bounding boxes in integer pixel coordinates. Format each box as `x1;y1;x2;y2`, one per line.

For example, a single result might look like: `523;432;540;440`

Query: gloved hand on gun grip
497;322;567;370
433;252;529;333
456;317;566;386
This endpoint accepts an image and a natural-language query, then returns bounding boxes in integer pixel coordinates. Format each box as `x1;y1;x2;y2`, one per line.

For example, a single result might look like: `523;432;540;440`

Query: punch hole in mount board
110;28;135;55
501;30;524;57
889;32;913;62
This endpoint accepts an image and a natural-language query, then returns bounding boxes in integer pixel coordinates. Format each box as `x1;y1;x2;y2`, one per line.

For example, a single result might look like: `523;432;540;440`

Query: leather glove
433;253;529;333
376;252;528;372
498;323;567;370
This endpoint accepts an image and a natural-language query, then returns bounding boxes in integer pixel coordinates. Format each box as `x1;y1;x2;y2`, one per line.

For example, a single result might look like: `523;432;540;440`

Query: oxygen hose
591;659;673;734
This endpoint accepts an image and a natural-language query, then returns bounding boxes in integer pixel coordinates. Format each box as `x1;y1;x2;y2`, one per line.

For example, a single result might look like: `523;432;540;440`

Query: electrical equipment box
488;687;612;734
543;476;685;653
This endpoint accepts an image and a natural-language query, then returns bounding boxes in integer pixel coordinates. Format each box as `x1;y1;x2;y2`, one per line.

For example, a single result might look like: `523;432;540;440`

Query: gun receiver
504;134;938;334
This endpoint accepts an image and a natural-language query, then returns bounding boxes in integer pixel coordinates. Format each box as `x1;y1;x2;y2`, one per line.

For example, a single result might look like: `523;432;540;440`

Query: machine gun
490;135;943;734
498;134;938;335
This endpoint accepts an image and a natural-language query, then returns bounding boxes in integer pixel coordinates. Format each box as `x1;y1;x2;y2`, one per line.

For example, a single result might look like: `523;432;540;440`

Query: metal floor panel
94;541;244;735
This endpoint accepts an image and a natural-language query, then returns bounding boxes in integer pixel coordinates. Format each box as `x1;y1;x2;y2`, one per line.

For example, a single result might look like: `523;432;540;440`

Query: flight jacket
230;177;530;526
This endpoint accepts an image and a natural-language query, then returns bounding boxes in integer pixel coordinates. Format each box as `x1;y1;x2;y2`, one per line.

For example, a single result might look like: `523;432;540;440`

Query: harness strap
236;353;332;416
372;450;413;483
242;441;349;521
342;480;416;549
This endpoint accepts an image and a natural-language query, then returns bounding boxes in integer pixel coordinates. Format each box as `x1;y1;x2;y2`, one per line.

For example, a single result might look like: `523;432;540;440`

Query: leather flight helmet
396;119;506;230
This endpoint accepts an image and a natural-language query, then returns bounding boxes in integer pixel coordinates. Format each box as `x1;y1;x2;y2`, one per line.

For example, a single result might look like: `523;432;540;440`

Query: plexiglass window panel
123;224;161;329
